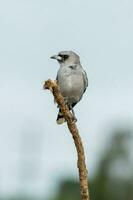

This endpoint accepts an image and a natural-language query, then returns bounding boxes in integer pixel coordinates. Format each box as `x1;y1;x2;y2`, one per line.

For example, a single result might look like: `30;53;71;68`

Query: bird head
50;51;80;66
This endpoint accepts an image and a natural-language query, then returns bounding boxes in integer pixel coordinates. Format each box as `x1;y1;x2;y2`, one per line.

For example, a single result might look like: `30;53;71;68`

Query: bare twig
44;79;90;200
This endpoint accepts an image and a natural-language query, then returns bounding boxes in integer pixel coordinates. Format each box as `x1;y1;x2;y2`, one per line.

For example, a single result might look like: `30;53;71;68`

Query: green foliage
54;180;80;200
1;128;132;200
51;129;133;200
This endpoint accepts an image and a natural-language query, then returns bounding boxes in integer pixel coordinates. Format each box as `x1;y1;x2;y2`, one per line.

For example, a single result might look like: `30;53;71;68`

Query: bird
50;51;88;124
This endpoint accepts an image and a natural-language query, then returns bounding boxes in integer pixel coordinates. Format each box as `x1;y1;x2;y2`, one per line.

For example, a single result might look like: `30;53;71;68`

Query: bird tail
56;109;66;125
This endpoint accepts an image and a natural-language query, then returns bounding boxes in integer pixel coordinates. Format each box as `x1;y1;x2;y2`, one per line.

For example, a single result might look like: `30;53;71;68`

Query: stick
44;79;90;200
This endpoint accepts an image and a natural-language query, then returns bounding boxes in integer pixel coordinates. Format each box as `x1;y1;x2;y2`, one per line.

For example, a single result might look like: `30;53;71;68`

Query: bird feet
72;115;77;123
70;106;77;123
64;97;69;105
57;97;77;123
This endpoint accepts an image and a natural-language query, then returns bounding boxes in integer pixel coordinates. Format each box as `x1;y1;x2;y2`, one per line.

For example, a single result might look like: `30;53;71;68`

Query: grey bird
50;51;88;124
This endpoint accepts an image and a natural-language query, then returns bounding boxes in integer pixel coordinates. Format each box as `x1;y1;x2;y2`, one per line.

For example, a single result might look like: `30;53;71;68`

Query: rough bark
44;79;90;200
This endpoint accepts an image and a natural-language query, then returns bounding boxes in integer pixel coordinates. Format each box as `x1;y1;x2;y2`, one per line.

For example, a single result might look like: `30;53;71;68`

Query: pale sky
0;0;133;198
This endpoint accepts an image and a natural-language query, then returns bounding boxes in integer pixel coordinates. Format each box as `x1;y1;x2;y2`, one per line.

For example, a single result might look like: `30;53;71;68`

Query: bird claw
72;114;77;123
64;97;68;105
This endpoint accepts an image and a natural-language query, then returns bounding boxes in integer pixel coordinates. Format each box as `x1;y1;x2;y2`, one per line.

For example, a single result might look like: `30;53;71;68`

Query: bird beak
50;55;62;61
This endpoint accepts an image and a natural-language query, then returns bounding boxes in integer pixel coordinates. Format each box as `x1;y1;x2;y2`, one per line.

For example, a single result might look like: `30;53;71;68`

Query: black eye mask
63;55;69;59
58;54;69;60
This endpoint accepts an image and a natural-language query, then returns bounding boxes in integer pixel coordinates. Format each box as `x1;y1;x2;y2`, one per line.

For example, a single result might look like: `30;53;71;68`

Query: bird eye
58;54;69;60
63;55;69;59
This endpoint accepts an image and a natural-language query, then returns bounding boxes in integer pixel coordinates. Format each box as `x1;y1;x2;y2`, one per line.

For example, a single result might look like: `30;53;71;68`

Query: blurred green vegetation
50;129;133;200
2;128;133;200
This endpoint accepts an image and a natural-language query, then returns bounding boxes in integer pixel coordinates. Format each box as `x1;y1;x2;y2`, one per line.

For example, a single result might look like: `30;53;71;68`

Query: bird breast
57;67;84;103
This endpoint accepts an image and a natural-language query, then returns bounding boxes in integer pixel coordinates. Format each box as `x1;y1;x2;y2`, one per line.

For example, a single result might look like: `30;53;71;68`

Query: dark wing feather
56;74;58;82
82;69;88;93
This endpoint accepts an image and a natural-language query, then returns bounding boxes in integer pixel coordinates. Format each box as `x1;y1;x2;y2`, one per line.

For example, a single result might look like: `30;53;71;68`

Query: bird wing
81;68;88;93
56;74;58;82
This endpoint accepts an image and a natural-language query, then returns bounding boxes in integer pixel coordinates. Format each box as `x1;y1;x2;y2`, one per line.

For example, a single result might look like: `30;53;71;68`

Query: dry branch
44;79;90;200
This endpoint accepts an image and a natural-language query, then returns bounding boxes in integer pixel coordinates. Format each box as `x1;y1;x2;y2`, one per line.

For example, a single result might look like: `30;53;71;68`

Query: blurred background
0;0;133;199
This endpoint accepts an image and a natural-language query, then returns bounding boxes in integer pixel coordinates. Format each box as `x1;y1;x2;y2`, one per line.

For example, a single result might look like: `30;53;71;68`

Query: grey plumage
51;51;88;124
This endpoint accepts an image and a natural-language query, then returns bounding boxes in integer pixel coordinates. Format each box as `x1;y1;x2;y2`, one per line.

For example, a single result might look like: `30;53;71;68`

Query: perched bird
50;51;88;124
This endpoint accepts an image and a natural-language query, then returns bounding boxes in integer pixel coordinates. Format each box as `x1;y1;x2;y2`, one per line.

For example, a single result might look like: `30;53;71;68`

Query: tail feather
56;109;66;125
